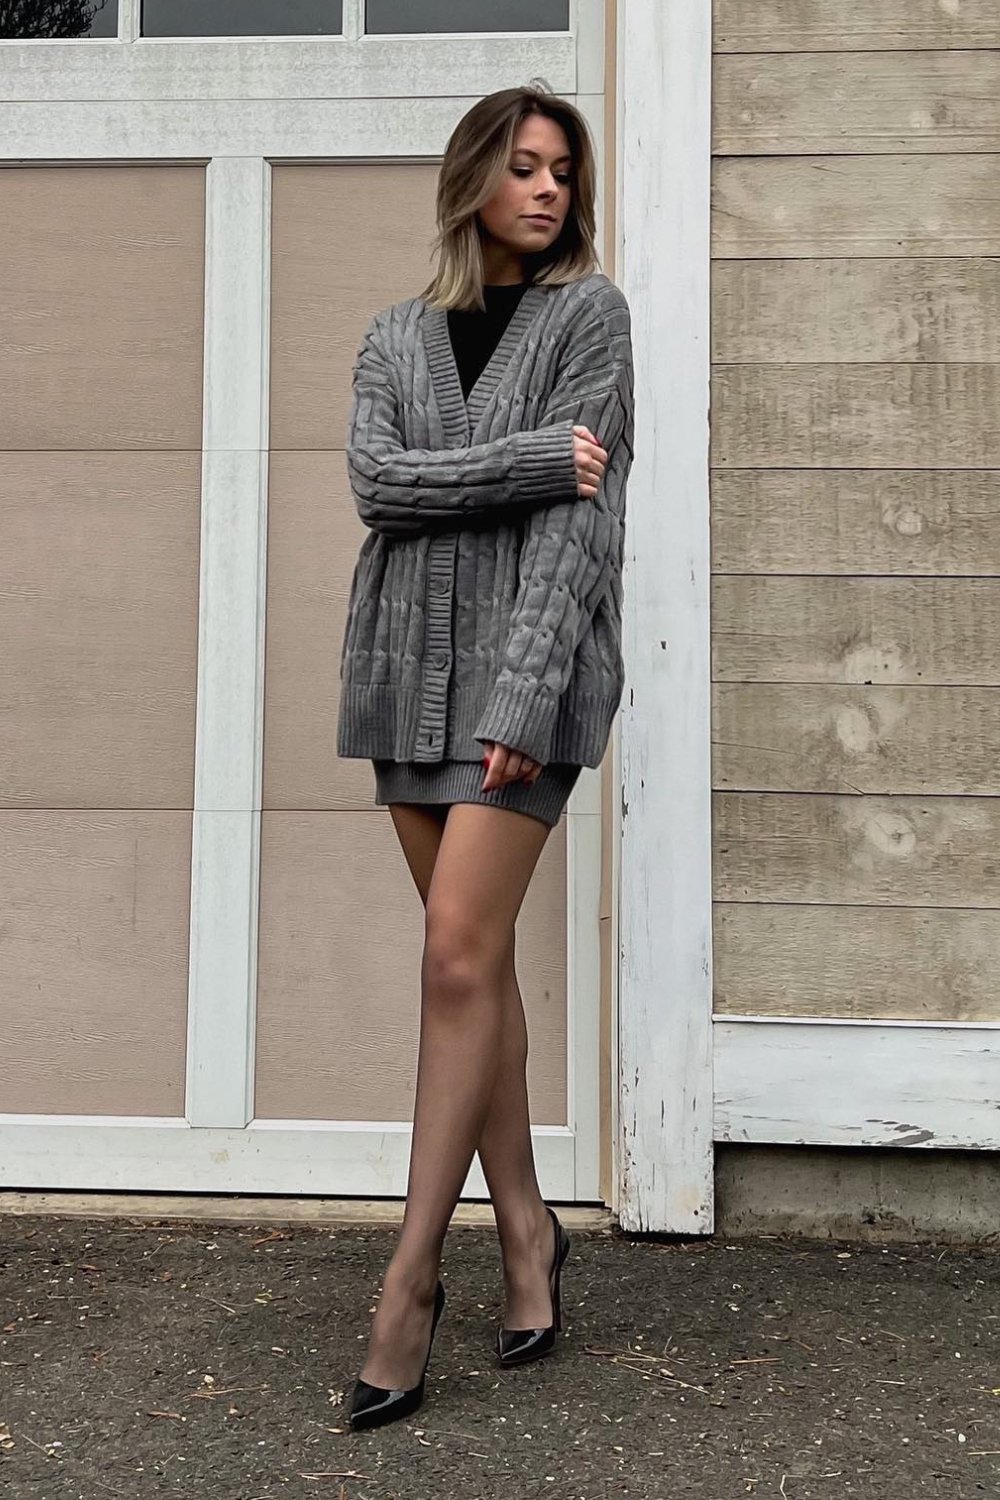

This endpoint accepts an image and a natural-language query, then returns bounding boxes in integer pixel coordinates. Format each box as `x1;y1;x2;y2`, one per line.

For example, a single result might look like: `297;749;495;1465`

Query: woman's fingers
482;742;543;790
572;429;608;498
483;743;521;790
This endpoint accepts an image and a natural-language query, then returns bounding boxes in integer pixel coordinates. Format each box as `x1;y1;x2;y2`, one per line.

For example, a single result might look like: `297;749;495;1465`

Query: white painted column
615;0;715;1232
185;157;271;1128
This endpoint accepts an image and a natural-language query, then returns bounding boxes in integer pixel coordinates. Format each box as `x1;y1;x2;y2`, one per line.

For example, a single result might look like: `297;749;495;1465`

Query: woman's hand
481;741;543;790
573;424;608;498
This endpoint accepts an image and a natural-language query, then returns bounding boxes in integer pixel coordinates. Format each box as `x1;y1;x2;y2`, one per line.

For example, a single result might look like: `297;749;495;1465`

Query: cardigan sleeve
345;315;579;537
472;288;635;766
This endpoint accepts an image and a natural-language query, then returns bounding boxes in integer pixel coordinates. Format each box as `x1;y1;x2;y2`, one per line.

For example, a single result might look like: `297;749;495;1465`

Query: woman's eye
511;167;572;184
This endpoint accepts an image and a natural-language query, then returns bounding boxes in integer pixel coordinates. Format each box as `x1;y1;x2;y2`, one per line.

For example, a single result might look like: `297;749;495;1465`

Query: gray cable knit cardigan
336;268;634;769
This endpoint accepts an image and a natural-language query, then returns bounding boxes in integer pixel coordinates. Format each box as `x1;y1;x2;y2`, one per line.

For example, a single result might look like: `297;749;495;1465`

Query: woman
337;80;634;1432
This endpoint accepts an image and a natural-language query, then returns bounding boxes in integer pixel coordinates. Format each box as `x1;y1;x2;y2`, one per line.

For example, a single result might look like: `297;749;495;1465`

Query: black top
446;281;529;400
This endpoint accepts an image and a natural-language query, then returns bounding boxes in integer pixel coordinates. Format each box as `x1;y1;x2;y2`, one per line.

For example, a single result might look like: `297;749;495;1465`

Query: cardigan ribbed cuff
510;421;579;506
473;680;561;767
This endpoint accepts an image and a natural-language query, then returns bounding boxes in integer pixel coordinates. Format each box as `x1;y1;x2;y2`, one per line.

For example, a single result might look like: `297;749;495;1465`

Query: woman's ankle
384;1251;440;1303
497;1195;551;1261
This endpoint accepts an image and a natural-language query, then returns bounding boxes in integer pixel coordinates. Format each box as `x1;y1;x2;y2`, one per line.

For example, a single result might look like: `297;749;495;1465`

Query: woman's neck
480;242;525;286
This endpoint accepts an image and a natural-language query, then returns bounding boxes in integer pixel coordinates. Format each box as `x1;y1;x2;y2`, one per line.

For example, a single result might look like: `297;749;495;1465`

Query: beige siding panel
0;165;204;450
269;162;438;453
714;683;1000;795
713;260;1000;364
710;9;1000;1039
713;365;1000;469
713;576;1000;686
254;812;569;1123
711;470;1000;576
714;0;1000;53
714;52;1000;155
714;791;1000;908
714;904;1000;1023
712;156;1000;259
0;812;191;1116
263;451;373;809
0;452;200;809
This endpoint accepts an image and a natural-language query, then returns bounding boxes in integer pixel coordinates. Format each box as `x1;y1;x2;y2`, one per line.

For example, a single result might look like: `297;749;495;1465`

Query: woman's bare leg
357;801;551;1391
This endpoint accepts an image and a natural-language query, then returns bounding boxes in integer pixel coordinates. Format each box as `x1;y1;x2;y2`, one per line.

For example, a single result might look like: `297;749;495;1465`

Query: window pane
366;0;569;33
1;0;118;38
141;0;342;36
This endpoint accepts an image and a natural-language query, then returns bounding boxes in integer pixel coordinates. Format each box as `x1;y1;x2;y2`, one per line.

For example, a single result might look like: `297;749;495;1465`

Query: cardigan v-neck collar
421;283;549;448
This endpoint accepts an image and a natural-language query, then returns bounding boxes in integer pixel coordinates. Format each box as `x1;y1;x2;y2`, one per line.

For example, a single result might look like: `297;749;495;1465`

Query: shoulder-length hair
419;80;600;312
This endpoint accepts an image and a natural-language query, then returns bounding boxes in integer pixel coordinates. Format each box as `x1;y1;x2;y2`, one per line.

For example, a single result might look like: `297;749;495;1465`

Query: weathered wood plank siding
710;2;1000;1021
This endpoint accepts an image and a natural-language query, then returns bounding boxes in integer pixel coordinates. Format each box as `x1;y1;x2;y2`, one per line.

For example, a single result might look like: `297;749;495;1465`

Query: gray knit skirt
372;758;582;828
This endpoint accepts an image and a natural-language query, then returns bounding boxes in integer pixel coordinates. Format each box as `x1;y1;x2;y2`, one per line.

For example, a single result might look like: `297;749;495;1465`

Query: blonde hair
419;80;600;312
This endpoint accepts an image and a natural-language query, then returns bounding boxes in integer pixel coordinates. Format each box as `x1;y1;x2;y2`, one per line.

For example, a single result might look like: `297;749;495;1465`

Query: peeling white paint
617;0;713;1236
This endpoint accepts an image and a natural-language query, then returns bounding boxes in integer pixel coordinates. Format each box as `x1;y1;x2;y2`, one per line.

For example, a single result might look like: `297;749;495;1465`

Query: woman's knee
421;902;508;1004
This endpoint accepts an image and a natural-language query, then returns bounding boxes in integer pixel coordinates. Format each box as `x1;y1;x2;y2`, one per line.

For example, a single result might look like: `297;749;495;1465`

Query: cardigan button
431;652;449;670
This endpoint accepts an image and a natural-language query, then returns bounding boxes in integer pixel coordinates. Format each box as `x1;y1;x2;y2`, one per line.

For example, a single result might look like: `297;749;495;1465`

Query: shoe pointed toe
496;1324;555;1364
348;1375;421;1430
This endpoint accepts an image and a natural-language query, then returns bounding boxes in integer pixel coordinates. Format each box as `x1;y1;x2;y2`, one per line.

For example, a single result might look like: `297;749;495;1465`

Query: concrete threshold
0;1190;617;1232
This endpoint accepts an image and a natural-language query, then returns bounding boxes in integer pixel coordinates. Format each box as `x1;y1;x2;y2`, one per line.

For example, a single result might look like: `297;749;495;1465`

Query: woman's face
477;112;573;272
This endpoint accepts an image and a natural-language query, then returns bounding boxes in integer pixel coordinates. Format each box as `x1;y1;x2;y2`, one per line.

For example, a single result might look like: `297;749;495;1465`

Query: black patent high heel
496;1205;570;1366
348;1278;446;1432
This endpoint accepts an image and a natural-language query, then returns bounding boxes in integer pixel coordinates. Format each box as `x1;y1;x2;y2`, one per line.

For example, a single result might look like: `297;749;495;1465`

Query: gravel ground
1;1213;998;1499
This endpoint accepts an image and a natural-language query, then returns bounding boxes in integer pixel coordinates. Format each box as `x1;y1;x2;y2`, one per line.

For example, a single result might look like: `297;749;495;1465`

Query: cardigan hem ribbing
336;682;619;770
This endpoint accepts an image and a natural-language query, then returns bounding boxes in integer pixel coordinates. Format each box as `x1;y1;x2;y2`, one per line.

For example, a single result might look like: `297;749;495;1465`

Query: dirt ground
1;1213;998;1499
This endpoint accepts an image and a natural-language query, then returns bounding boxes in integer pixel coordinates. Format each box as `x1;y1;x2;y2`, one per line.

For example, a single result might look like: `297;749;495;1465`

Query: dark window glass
141;0;342;36
1;0;118;38
366;0;569;33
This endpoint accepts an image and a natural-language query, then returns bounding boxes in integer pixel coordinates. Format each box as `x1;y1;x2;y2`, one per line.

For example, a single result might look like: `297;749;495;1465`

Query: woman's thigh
387;803;448;908
424;804;551;965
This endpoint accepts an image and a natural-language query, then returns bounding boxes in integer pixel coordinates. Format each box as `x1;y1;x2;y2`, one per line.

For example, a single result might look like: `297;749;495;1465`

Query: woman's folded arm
345;316;580;537
472;290;635;765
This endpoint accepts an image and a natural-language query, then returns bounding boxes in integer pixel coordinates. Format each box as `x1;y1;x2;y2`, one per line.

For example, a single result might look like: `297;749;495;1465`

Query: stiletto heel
496;1205;570;1367
348;1278;446;1431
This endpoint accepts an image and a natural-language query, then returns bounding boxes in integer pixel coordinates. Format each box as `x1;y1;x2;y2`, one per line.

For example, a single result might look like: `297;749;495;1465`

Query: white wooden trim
616;0;714;1233
609;723;622;1212
343;0;364;42
2;98;492;159
0;1119;575;1195
185;157;271;1129
0;36;573;100
563;17;606;1204
573;91;605;272
119;0;140;43
566;804;603;1198
607;0;624;1219
714;1019;1000;1150
574;0;605;94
